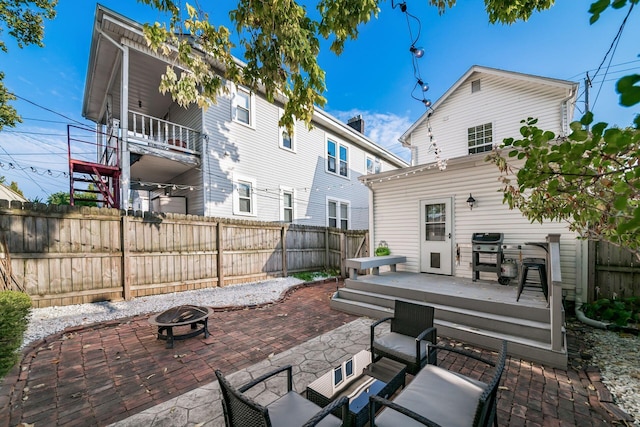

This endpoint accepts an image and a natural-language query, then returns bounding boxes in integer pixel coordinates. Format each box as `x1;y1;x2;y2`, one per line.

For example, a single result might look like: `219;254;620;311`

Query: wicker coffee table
306;350;406;427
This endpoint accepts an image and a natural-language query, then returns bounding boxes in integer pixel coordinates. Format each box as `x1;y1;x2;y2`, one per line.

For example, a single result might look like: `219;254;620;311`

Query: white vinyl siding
202;83;406;227
369;158;579;298
412;72;573;165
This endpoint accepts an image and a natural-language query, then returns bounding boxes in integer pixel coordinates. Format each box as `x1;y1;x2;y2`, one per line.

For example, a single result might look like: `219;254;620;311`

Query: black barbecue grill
472;232;504;282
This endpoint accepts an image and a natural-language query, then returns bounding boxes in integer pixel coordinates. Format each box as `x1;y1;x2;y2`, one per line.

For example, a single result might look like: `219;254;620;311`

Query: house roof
399;65;579;145
0;183;27;202
83;4;409;169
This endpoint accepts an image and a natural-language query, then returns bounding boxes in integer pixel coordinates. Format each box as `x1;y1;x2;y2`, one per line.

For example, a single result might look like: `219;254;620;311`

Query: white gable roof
399;65;579;145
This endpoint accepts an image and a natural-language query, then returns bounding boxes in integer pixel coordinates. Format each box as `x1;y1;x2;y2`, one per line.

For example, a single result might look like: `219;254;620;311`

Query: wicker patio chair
370;300;437;375
216;365;348;427
369;340;508;427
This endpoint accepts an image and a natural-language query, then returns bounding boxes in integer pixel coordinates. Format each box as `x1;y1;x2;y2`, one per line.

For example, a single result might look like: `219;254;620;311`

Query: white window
278;108;295;151
366;155;382;174
233;175;257;216
232;87;254;127
280;186;295;223
327;198;349;230
468;123;493;154
327;139;348;177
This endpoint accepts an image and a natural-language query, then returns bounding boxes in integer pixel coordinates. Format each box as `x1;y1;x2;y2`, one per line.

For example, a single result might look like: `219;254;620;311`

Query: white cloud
328;109;413;163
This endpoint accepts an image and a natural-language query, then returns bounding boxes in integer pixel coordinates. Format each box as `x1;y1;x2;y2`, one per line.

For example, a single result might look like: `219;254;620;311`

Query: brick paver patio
0;280;633;426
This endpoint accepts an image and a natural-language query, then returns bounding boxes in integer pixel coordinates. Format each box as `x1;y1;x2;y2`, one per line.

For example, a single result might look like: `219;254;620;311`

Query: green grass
291;269;339;282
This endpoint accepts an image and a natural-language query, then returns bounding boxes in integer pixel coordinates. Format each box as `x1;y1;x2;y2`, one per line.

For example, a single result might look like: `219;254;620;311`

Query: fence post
281;225;288;277
121;215;131;300
217;222;224;287
324;228;329;271
340;231;346;278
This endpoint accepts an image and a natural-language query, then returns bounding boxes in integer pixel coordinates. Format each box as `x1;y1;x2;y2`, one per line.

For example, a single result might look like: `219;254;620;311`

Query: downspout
559;86;577;136
574;237;608;329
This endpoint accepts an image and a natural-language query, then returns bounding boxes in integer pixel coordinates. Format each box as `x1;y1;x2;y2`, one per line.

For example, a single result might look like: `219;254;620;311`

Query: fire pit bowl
148;305;213;349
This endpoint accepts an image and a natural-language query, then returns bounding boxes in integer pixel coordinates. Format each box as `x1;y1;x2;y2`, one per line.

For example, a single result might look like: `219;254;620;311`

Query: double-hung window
278;108;295;151
366;155;382;174
327;139;348;177
281;187;294;223
283;191;293;223
233;175;256;216
233;88;253;126
328;199;349;230
468;123;493;154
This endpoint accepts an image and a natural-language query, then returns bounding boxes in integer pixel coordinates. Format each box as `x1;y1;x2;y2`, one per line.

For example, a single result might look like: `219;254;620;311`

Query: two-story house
78;4;408;229
359;65;585;298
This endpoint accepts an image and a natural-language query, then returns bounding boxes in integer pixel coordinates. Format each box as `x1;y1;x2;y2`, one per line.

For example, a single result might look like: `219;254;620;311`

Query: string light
392;0;431;109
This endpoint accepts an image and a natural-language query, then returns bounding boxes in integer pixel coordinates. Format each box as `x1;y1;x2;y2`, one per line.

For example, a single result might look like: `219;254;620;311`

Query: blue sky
1;0;639;200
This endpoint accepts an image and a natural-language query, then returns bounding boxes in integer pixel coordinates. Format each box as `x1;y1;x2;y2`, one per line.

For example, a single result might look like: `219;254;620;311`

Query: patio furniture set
216;299;508;427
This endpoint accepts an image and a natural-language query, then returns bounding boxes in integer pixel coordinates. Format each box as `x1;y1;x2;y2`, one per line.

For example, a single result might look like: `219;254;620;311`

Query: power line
11;93;89;127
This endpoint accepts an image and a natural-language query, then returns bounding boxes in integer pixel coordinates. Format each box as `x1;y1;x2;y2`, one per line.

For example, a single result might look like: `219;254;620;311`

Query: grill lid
471;232;504;244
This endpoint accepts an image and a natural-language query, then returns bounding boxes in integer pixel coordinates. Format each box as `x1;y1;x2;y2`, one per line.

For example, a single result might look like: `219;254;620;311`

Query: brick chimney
347;115;365;134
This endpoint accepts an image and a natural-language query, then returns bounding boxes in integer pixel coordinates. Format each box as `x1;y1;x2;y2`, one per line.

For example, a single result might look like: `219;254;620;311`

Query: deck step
334;288;552;343
344;277;549;322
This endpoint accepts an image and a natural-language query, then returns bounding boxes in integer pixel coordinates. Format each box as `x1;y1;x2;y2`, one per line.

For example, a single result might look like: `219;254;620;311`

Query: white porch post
547;234;563;352
120;45;130;210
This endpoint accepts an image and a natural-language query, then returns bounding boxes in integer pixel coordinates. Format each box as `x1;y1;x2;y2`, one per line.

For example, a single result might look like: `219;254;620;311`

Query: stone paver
0;279;634;426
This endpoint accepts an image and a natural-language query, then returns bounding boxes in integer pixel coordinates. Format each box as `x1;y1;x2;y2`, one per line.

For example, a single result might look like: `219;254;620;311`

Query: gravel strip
581;327;640;425
22;277;305;348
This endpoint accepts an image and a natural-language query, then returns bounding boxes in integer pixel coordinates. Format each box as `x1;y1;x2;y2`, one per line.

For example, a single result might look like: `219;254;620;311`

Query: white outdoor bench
345;255;407;279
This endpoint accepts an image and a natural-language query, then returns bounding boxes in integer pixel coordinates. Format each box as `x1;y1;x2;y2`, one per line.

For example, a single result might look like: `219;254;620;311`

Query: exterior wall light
467;193;476;210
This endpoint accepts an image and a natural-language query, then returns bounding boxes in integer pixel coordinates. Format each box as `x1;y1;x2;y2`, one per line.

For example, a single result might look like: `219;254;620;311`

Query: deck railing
546;234;563;352
128;111;200;153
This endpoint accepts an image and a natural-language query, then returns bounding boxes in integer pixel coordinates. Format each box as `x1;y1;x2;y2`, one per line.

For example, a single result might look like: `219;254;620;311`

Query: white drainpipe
575;238;608;329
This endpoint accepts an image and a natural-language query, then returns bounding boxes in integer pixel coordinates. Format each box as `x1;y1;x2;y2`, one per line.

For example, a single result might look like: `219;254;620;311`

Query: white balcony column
120;44;131;210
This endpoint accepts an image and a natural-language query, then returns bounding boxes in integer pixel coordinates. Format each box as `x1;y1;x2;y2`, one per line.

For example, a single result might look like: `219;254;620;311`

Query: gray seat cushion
374;365;486;427
268;391;343;427
373;332;427;361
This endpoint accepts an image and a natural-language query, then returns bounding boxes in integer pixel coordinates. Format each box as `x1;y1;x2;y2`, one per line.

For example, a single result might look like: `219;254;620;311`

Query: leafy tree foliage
47;189;97;207
488;114;640;258
0;0;57;130
488;0;640;257
0;175;24;197
138;0;554;133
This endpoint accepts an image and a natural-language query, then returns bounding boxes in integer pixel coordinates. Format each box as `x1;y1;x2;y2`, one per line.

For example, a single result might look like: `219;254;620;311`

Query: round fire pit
148;305;213;349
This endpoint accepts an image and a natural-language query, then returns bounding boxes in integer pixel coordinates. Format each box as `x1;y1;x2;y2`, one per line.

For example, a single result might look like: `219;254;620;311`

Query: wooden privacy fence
0;200;369;308
588;240;640;301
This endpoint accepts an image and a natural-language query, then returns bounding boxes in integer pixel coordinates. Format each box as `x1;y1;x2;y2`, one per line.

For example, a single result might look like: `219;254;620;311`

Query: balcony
127;111;200;155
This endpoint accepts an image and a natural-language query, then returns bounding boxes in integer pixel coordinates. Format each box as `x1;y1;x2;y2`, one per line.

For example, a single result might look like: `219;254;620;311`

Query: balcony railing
127;111;200;154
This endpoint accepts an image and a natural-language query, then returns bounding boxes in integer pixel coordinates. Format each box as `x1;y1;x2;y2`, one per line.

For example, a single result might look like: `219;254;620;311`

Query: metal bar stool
516;257;548;301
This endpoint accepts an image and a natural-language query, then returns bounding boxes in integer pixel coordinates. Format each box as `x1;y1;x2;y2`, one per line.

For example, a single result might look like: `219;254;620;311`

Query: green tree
46;191;69;205
0;175;24;197
138;0;554;133
0;0;57;130
487;1;640;258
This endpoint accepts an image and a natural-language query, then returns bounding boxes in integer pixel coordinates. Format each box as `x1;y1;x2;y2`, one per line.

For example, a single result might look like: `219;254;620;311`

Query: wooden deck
330;271;567;368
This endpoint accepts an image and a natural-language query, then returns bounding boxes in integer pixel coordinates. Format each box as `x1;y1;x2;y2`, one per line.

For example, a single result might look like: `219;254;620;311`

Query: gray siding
201;86;405;228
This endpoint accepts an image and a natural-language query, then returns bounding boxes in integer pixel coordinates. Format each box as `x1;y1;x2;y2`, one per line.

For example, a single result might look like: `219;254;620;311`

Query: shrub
581;297;640;327
0;291;32;378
